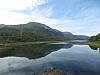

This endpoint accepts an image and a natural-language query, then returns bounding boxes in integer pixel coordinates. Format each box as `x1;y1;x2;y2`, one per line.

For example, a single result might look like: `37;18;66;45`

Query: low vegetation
87;33;100;47
87;41;100;48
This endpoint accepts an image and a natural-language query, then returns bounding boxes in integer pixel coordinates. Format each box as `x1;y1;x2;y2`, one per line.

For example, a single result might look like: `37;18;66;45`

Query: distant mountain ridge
0;24;4;28
63;32;75;39
0;22;89;43
63;32;89;40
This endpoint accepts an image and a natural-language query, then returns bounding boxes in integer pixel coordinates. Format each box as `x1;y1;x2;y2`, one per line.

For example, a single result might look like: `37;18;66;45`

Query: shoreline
34;67;63;75
0;40;71;47
86;42;100;48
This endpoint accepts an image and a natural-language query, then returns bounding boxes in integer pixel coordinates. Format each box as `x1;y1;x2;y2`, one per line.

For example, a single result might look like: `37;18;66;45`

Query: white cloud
0;8;72;26
0;8;99;36
32;6;54;18
0;0;49;10
0;0;99;36
0;0;72;25
0;9;31;24
0;0;52;25
88;23;100;36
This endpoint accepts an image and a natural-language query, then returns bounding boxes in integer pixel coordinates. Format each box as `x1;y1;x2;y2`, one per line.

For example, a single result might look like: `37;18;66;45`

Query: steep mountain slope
5;22;64;37
0;22;65;43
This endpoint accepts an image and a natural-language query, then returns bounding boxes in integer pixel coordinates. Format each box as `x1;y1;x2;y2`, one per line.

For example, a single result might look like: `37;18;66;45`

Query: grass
0;40;71;47
86;41;100;48
0;42;49;47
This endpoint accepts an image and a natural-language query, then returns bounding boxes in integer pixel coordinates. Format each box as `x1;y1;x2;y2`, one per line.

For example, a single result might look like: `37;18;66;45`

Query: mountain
75;35;89;40
0;24;4;28
63;32;89;40
89;33;100;42
97;33;100;36
0;22;66;43
63;32;76;39
0;22;89;43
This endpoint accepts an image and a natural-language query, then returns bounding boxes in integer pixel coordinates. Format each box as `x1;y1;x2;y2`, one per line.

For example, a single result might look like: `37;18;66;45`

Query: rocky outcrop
33;67;63;75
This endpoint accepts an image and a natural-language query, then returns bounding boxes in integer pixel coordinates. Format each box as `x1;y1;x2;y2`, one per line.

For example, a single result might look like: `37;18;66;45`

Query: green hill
0;22;66;43
89;33;100;42
87;33;100;47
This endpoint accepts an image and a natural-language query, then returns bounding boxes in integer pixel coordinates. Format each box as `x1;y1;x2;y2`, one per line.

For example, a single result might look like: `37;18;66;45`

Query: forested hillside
89;33;100;42
0;22;66;43
0;22;90;43
87;33;100;47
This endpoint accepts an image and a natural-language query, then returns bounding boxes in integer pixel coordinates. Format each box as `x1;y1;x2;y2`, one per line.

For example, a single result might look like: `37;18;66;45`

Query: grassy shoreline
86;41;100;48
0;40;71;47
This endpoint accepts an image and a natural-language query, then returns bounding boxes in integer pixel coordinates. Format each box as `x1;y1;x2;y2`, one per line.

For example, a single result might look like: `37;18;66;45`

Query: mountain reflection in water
0;43;73;59
89;45;100;52
0;41;100;75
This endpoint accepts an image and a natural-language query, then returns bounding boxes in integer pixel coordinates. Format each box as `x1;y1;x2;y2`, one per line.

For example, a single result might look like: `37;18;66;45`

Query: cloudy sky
0;0;100;36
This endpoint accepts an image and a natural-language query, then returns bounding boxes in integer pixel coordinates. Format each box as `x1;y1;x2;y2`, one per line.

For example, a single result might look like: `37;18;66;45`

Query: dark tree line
89;33;100;42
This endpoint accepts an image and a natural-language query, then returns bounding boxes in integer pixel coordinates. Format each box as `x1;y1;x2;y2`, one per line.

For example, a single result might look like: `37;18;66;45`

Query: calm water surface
0;41;100;75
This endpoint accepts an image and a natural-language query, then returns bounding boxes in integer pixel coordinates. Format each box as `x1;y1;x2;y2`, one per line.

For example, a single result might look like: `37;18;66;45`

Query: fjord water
0;41;100;75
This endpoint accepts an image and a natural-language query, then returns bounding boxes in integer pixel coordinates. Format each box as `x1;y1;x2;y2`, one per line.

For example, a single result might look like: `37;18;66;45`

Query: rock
34;67;63;75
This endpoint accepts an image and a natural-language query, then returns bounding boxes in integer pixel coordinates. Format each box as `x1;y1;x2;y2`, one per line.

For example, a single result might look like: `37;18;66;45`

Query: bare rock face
33;67;63;75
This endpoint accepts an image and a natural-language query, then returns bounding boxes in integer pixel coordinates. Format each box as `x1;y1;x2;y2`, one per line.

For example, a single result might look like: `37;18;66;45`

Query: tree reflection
89;45;100;52
0;43;73;59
